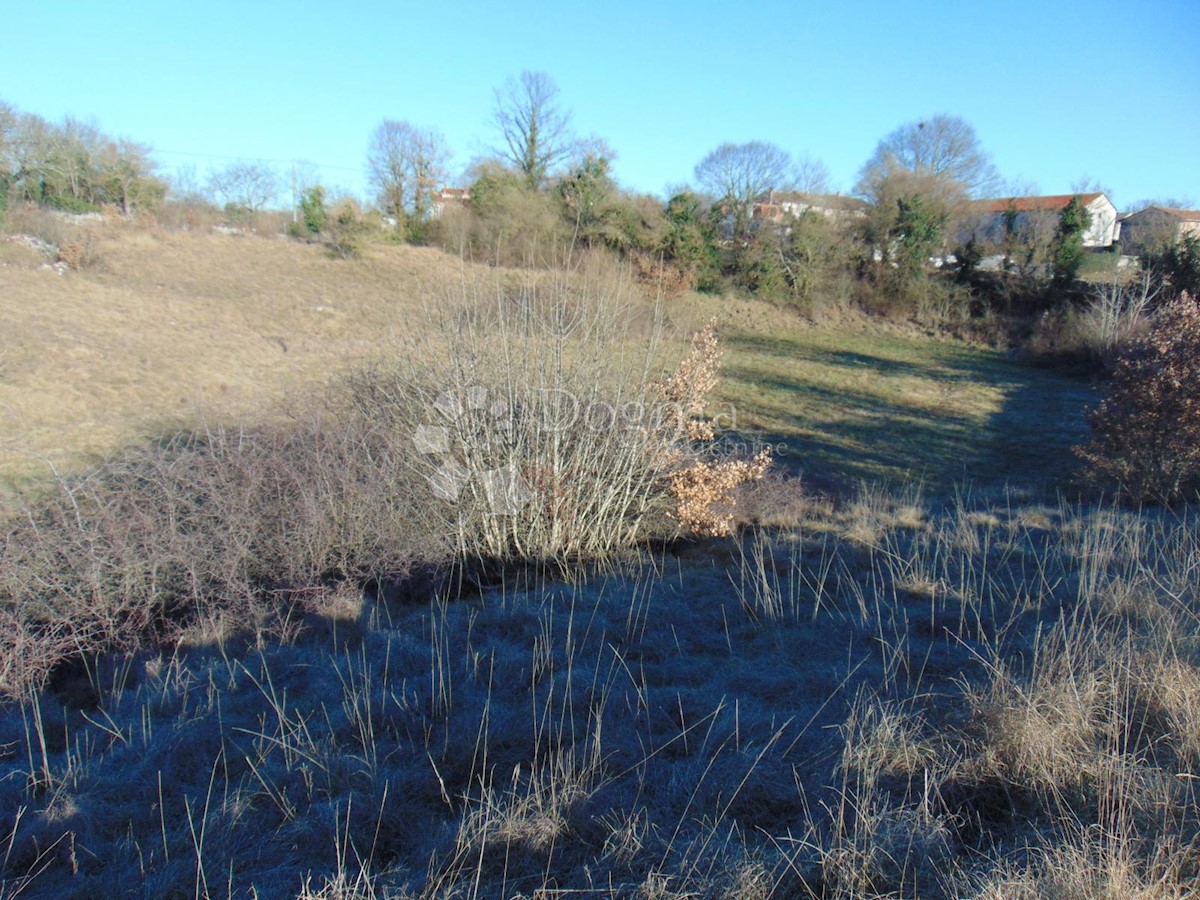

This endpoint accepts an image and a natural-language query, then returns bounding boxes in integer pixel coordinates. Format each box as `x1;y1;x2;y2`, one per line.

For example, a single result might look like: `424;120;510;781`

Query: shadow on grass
720;331;1095;500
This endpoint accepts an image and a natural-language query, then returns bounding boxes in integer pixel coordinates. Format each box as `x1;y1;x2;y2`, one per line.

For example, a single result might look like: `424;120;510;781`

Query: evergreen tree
1051;195;1093;285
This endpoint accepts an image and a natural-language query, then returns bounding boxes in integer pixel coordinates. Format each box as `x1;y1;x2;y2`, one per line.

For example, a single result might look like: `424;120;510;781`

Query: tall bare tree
491;71;577;189
694;140;794;237
856;114;999;203
206;161;279;212
366;119;450;224
856;115;1000;265
97;138;162;215
794;153;832;195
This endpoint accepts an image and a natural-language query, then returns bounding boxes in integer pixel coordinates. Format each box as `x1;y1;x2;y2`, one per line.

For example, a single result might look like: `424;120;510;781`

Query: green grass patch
717;324;1094;498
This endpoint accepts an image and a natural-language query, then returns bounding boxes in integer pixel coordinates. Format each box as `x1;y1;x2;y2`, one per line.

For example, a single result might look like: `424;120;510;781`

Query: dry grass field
8;224;1198;899
0;226;485;494
0;225;1091;503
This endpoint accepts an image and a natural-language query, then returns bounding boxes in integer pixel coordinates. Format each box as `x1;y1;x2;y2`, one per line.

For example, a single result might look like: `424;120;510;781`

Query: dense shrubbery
1077;293;1200;502
1146;233;1200;297
0;100;165;217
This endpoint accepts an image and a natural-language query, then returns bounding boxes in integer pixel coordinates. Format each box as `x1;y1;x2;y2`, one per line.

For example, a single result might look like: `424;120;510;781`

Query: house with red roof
430;187;471;217
968;192;1120;249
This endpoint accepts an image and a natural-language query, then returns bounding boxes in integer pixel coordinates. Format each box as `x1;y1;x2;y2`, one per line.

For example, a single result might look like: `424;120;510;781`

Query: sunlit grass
715;324;1094;496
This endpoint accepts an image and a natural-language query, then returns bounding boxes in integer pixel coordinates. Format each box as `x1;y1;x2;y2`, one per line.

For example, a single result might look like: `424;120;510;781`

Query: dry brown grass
0;227;501;496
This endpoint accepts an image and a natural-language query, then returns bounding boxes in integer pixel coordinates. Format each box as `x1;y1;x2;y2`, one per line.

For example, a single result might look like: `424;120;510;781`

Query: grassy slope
0;227;470;493
1;227;1095;503
689;299;1094;498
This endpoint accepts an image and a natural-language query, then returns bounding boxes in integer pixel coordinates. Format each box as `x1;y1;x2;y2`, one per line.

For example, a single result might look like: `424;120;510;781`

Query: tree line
2;75;1195;309
0;101;164;217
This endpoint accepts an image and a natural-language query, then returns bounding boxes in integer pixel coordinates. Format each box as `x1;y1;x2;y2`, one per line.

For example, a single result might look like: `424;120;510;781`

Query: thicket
411;160;1126;336
0;100;165;218
1;91;1156;340
1146;233;1200;297
1077;292;1200;503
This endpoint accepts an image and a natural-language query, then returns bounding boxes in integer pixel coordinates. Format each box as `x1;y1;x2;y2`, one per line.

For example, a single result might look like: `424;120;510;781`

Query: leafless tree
491;71;577;189
857;114;1000;203
367;119;450;223
1071;175;1114;201
794;153;832;195
97;138;161;215
206;161;279;212
856;115;1000;261
694;140;794;235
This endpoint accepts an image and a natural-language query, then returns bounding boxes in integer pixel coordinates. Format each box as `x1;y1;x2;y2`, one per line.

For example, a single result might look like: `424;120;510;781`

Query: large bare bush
344;261;762;561
1077;293;1200;502
0;258;764;695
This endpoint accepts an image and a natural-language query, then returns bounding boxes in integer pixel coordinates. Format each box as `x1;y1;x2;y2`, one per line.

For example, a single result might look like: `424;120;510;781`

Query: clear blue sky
4;0;1197;210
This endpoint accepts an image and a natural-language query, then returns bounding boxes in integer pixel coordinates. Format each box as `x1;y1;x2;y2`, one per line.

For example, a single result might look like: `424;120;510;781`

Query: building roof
760;191;869;212
1126;205;1200;221
974;193;1106;214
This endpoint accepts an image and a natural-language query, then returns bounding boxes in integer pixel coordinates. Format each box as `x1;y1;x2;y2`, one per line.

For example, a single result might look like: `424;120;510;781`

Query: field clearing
1;227;1094;504
0;228;485;493
716;324;1094;497
6;229;1200;898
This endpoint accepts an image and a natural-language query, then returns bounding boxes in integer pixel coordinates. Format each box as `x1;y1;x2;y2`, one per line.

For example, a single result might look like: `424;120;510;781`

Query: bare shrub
56;229;101;270
731;471;828;528
0;255;768;693
343;262;759;560
324;199;372;259
1034;271;1161;368
1075;272;1159;360
631;251;694;298
1077;293;1200;503
0;410;443;697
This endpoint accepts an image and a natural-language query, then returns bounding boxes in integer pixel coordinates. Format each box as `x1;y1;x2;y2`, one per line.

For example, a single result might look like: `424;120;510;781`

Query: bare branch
366;119;451;221
491;71;576;189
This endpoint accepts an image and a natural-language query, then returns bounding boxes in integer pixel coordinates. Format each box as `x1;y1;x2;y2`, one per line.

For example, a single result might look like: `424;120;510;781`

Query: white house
968;192;1120;248
753;191;868;225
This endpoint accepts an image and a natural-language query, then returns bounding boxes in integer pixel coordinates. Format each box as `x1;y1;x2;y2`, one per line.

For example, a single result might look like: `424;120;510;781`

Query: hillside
0;225;1091;502
0;227;479;493
7;228;1200;899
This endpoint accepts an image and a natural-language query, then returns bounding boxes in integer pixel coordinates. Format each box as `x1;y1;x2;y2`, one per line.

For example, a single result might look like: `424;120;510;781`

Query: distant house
753;191;869;225
1118;206;1200;251
430;187;471;217
967;192;1120;248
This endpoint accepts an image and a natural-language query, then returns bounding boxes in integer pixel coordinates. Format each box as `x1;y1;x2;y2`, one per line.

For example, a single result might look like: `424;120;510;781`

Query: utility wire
149;146;367;175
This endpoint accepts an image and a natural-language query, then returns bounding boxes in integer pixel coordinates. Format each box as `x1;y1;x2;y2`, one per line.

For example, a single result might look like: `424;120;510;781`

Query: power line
149;146;367;175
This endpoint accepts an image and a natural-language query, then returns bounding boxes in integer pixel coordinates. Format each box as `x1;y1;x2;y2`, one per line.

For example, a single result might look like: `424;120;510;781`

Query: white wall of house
965;194;1119;249
1082;195;1119;248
